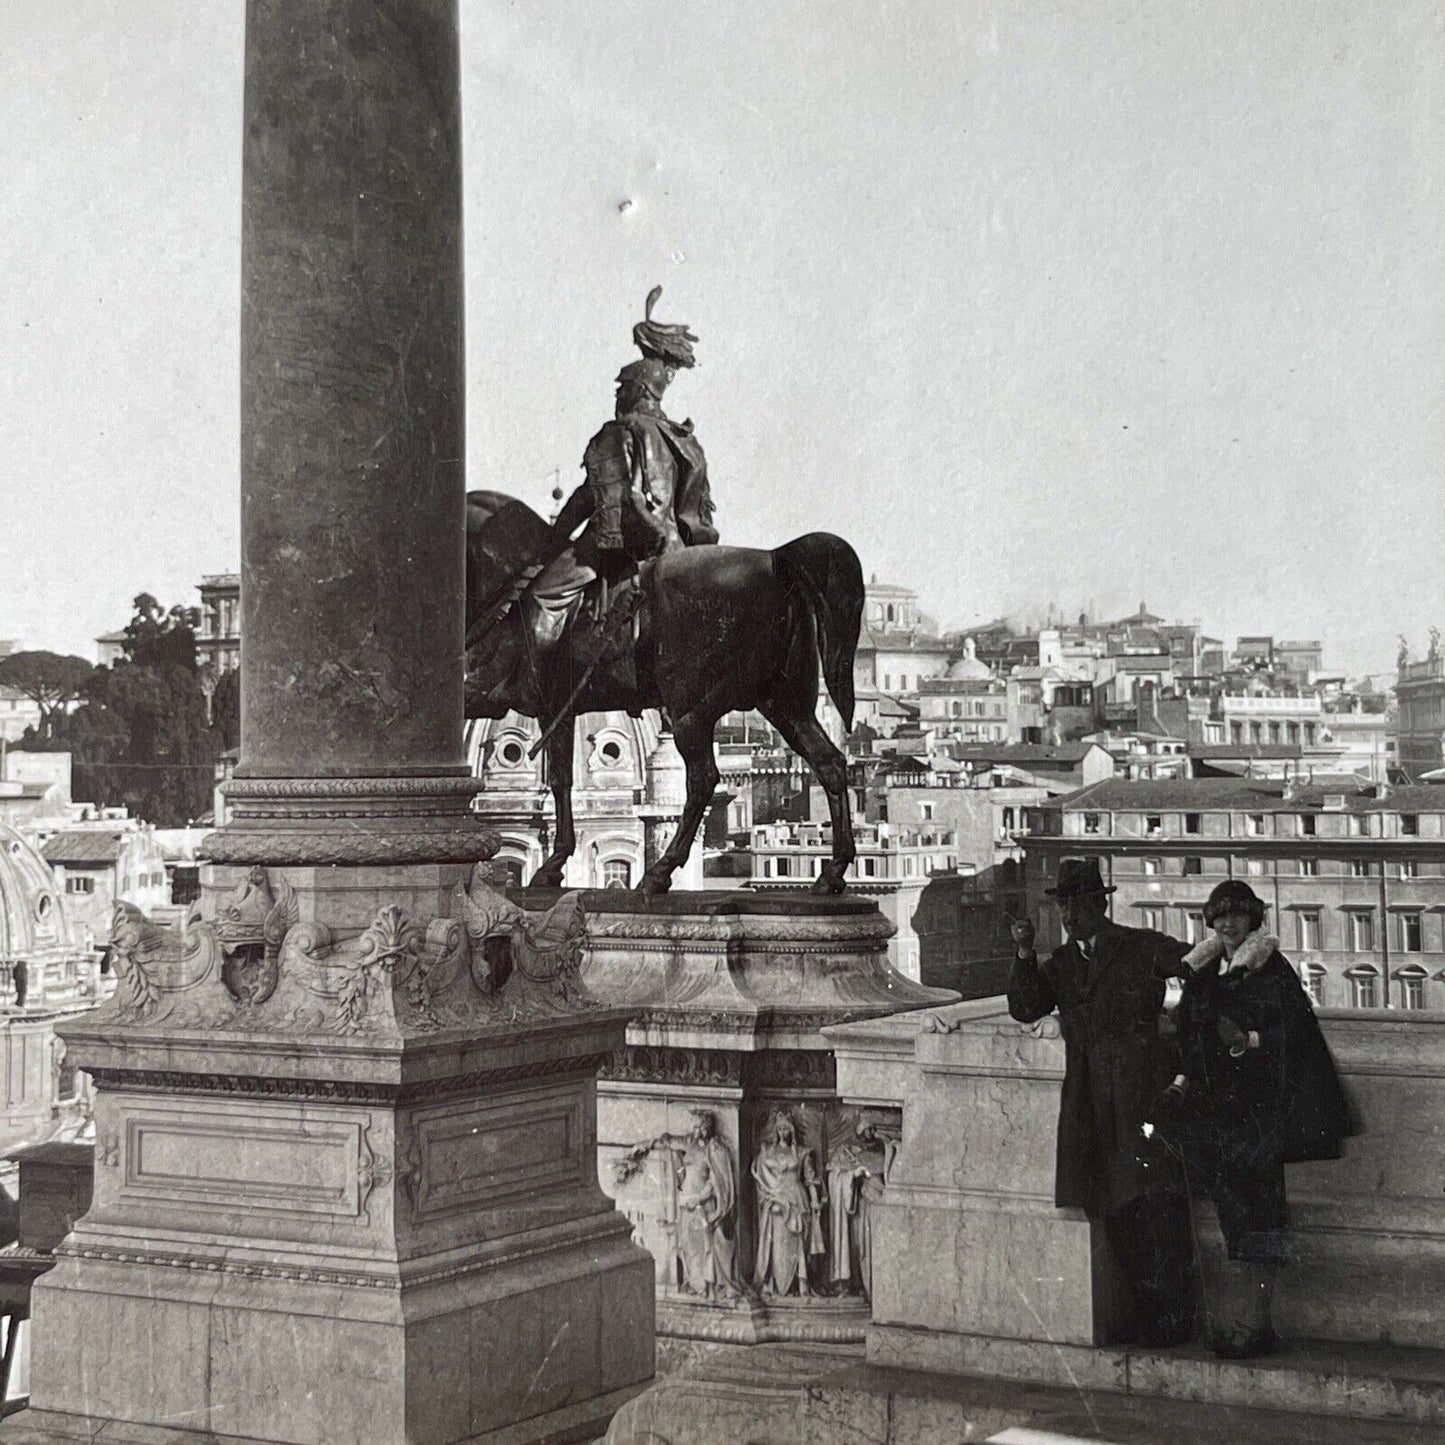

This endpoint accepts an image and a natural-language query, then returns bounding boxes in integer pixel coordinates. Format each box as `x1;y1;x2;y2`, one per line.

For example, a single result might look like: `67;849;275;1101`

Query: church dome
945;636;994;681
0;822;82;962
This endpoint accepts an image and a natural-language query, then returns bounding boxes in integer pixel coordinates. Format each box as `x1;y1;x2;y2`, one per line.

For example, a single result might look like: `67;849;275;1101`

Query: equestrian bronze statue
465;291;864;895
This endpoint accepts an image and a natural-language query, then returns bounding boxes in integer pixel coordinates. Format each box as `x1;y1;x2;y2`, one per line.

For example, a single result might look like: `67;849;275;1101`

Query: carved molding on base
201;828;502;866
92;867;599;1038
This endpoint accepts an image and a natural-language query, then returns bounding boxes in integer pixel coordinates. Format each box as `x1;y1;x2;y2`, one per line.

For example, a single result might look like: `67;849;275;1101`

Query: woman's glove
1216;1014;1255;1057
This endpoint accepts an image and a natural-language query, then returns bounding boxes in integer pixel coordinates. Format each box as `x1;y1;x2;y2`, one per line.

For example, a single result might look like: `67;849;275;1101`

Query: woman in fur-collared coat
1154;880;1352;1358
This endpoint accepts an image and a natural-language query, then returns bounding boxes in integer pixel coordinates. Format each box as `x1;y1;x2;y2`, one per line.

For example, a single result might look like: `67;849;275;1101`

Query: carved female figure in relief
751;1109;826;1298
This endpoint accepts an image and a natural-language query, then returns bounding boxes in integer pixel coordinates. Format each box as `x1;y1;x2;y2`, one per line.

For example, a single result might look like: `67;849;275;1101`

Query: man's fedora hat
1044;857;1117;900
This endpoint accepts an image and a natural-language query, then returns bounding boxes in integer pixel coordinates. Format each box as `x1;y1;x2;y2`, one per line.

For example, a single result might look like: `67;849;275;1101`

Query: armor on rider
465;291;717;720
576;355;717;575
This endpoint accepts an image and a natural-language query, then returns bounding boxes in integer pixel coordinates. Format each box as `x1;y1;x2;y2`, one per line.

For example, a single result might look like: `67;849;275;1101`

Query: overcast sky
1;0;1440;679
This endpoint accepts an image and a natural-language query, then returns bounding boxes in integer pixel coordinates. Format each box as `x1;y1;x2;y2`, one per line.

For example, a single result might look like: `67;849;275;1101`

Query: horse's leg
530;719;576;888
763;708;855;895
638;715;721;895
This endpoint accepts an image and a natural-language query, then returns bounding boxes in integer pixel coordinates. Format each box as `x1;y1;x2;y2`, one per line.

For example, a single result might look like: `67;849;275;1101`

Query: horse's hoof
811;867;847;896
638;869;673;896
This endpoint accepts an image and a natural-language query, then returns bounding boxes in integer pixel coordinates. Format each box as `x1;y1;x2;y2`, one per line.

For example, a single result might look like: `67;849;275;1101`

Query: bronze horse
465;491;863;894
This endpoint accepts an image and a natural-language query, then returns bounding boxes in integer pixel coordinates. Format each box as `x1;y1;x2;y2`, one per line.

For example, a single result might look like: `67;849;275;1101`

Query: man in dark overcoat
1008;857;1194;1345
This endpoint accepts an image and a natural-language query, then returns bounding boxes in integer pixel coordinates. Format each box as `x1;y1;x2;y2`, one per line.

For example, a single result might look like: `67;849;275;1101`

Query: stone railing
825;998;1445;1357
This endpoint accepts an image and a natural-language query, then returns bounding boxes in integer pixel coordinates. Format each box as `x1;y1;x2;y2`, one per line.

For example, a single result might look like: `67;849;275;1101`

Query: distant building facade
1397;654;1445;780
1024;778;1445;1012
466;709;705;890
196;573;241;676
0;687;42;744
749;820;959;979
39;827;169;946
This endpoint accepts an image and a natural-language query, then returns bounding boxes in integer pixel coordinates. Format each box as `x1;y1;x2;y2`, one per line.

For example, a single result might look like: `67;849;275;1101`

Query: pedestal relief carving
216;866;297;1004
107;901;228;1028
823;1110;900;1301
751;1108;826;1299
94;865;596;1040
615;1109;742;1302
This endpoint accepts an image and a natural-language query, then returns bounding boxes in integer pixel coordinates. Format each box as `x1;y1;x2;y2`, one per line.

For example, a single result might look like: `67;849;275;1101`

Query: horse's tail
775;533;864;732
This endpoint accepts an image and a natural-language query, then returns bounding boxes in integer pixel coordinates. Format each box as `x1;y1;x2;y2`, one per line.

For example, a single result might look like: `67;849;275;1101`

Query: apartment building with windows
749;820;960;979
1022;778;1445;1011
197;573;241;676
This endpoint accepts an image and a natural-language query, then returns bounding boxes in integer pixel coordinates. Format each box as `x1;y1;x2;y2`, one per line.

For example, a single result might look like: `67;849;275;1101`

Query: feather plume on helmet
631;284;699;372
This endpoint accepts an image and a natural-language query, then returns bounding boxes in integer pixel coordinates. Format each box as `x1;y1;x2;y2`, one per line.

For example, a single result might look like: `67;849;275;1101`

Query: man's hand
1216;1014;1250;1056
1010;917;1037;960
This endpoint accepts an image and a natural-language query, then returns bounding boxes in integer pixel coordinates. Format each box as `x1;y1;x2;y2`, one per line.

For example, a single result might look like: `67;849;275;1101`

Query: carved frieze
89;865;598;1040
603;1046;743;1088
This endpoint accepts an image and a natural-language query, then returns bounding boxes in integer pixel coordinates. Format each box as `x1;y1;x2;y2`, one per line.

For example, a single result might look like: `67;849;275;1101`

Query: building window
65;876;95;895
1401;814;1419;836
1302;966;1325;1007
920;802;934;821
1349;969;1379;1009
1296;910;1321;951
1350;860;1373;878
1184;813;1202;835
1245;858;1266;877
1349;912;1376;953
1299;858;1319;877
601;859;632;889
1183;856;1202;875
1142;857;1160;876
1398;859;1419;879
1146;814;1163;834
1186;910;1206;944
1141;906;1165;932
1002;807;1016;831
1299;814;1316;836
1246;814;1265;837
1401;970;1427;1010
1400;912;1423;952
1083;813;1101;835
863;857;877;877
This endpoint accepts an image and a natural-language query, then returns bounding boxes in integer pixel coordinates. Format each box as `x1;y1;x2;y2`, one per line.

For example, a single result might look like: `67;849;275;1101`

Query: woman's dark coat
1008;919;1188;1215
1175;944;1352;1164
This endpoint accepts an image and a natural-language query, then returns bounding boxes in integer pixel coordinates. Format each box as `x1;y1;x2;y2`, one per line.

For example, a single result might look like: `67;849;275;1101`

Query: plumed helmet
632;285;698;370
615;357;673;401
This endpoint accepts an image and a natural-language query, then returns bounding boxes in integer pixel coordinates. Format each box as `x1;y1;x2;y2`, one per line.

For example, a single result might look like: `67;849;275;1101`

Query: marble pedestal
575;891;957;1355
8;873;654;1445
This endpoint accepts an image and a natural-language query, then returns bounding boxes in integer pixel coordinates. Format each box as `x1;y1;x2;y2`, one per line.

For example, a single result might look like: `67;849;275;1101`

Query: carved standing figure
674;1110;741;1299
825;1117;898;1299
751;1109;826;1298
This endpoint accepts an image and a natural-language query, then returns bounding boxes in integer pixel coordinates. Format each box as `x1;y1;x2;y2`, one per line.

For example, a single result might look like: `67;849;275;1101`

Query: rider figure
561;288;718;577
475;290;717;717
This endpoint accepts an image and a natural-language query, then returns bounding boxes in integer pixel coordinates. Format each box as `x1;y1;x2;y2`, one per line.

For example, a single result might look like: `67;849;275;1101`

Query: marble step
606;1340;1445;1444
869;1324;1445;1426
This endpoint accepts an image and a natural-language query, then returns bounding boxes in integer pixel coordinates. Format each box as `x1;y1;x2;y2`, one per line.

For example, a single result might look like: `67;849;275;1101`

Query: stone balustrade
825;999;1445;1358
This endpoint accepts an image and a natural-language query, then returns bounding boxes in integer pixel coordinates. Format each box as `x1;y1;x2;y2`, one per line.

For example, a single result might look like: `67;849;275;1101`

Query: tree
24;595;221;825
0;650;95;738
123;593;202;673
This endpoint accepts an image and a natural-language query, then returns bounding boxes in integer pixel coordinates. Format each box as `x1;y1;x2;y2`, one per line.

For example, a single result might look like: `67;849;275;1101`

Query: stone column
210;0;483;887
